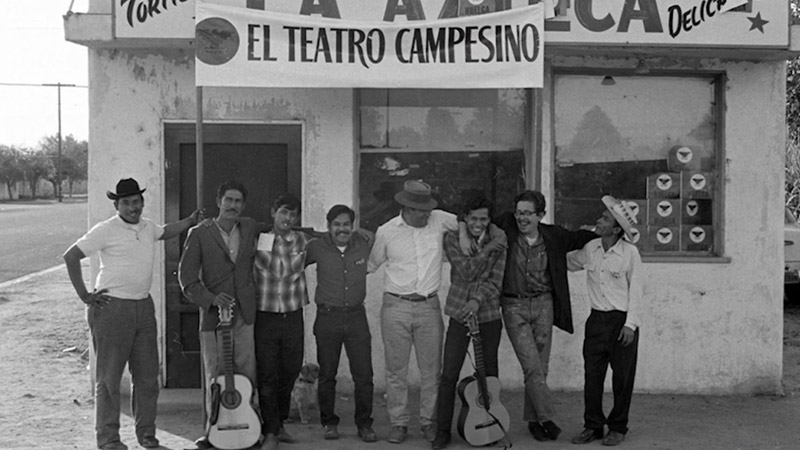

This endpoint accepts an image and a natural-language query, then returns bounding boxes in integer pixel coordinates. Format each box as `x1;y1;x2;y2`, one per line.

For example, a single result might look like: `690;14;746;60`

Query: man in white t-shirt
63;178;201;450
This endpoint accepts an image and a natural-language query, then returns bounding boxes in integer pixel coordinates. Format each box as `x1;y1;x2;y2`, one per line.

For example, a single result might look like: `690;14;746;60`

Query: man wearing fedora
368;180;459;444
567;196;644;447
63;178;202;450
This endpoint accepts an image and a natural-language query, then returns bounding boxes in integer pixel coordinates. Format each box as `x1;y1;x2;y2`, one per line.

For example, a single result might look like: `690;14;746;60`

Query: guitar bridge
218;424;252;431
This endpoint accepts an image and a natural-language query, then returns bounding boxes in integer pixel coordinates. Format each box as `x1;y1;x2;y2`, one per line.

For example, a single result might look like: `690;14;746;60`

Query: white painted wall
86;47;785;395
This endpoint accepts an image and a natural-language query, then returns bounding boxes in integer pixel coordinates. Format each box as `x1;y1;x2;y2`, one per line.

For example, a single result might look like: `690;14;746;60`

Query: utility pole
43;83;75;202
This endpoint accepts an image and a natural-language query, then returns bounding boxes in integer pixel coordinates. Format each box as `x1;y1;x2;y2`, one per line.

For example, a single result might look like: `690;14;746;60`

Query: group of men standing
65;177;643;450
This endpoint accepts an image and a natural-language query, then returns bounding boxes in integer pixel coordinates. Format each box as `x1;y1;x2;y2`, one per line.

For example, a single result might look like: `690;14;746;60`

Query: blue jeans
255;310;304;436
435;318;502;433
87;296;159;448
314;304;374;428
380;293;444;427
502;293;555;423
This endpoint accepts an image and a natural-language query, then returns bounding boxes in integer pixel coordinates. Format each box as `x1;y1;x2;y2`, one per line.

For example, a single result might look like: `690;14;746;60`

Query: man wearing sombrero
63;178;202;450
567;195;644;447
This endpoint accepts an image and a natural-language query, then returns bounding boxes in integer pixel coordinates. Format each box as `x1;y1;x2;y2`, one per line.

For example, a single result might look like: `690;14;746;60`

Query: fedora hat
602;195;637;241
106;178;146;200
394;180;437;210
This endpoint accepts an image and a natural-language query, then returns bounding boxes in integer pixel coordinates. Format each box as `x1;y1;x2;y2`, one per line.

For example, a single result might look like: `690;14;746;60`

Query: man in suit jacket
178;180;261;450
495;190;595;443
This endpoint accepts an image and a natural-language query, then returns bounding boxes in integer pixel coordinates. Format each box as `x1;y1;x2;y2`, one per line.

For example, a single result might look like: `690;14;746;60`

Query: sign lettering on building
115;0;788;48
195;2;544;88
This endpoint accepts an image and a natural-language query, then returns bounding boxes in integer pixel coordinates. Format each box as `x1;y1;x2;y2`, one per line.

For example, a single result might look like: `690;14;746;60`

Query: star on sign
748;12;769;33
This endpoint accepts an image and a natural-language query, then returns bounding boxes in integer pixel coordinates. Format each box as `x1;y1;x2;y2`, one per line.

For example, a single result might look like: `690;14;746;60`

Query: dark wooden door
164;123;301;388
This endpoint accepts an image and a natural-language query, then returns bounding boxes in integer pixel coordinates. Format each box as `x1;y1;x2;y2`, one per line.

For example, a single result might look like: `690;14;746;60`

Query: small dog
289;362;319;424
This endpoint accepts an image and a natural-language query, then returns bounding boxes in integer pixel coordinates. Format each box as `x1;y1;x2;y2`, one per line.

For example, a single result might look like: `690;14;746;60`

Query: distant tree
0;145;25;199
19;151;54;199
788;0;800;214
38;134;88;198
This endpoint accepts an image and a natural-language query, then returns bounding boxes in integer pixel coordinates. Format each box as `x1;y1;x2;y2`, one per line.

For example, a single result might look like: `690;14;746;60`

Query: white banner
195;1;544;88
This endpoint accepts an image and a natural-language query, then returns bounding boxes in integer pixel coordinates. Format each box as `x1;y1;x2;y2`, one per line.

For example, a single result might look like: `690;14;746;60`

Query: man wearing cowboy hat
368;180;460;444
567;195;644;447
63;178;202;450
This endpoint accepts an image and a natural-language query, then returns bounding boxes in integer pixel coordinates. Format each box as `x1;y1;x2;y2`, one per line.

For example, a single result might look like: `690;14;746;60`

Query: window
358;89;528;231
553;74;720;256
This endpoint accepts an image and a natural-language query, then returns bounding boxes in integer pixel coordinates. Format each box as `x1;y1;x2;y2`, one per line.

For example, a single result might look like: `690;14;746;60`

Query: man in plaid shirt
254;193;312;450
431;193;507;450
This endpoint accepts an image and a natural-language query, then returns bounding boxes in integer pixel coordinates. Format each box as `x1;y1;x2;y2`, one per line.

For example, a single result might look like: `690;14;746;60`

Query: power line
0;82;87;88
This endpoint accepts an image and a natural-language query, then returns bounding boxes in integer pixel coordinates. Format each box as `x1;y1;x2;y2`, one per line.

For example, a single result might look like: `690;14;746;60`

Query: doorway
163;123;302;387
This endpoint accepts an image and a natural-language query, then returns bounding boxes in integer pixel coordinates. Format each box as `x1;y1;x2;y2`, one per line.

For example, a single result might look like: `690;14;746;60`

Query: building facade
65;0;799;394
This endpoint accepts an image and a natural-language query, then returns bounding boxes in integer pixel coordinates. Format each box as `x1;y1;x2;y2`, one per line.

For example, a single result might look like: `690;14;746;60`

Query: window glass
359;88;527;231
554;74;718;256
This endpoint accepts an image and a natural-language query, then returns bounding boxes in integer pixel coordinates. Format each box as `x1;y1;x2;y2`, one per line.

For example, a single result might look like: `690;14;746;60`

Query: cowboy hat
106;178;146;200
394;180;437;210
602;195;638;241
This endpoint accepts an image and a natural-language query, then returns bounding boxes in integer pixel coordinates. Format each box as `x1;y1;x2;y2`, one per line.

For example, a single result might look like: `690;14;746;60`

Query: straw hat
602;195;637;241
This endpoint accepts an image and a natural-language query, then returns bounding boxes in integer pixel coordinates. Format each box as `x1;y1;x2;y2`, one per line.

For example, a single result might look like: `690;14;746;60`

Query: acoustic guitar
457;314;510;447
207;304;261;450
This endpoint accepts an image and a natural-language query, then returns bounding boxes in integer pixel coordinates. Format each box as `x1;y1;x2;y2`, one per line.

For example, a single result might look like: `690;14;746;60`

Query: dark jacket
178;217;262;331
496;211;596;334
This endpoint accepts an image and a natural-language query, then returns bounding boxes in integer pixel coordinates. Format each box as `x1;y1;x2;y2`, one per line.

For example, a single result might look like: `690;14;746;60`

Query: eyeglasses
514;210;539;218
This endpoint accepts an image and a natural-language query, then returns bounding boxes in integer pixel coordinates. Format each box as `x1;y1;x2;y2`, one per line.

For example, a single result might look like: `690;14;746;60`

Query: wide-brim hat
394;180;437;210
106;178;146;200
602;195;637;241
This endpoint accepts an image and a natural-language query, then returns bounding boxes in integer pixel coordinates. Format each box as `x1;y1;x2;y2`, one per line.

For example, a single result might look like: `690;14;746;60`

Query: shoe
387;426;408;444
98;441;128;450
542;420;561;440
193;436;212;450
323;424;340;440
138;436;160;448
421;423;437;442
528;422;549;441
277;426;295;443
261;433;279;450
602;431;625;446
431;430;451;449
571;428;604;445
358;426;378;443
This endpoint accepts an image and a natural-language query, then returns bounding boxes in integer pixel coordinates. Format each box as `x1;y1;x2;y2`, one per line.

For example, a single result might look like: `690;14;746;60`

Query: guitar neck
467;317;491;403
220;325;235;388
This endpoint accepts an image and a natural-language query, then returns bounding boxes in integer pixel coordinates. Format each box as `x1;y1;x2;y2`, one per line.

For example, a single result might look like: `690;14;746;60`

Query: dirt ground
1;268;800;450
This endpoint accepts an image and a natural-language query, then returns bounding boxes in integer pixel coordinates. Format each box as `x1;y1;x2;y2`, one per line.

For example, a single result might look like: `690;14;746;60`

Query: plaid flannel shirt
255;230;311;313
442;229;506;324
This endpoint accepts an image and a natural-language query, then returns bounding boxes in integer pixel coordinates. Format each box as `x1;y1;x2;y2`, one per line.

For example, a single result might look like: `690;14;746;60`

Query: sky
0;1;89;148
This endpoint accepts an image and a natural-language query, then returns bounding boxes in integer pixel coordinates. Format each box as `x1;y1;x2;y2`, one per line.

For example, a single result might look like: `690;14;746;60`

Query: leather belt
502;292;550;299
317;303;364;313
388;292;437;302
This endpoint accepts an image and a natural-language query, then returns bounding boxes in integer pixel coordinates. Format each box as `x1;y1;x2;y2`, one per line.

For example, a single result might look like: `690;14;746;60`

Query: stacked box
682;199;713;225
682;172;713;199
667;145;702;172
647;226;680;252
648;199;681;227
646;173;681;199
681;226;713;252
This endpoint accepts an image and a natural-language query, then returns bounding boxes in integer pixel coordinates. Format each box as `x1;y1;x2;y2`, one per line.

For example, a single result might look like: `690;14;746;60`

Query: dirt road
1;268;799;449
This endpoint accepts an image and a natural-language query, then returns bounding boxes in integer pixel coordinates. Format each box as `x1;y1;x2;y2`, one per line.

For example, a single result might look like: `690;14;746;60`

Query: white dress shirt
567;237;643;330
368;209;458;296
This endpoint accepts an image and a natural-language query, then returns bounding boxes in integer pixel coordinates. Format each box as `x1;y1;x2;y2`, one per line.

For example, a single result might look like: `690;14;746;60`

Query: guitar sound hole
221;389;242;409
476;393;492;409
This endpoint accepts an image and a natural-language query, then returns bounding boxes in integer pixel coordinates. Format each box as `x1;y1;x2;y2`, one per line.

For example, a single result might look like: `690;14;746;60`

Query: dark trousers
583;310;639;434
255;310;304;436
314;305;374;428
435;318;502;433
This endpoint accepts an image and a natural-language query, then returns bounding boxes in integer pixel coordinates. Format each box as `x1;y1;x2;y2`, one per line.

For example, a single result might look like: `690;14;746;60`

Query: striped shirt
254;230;312;313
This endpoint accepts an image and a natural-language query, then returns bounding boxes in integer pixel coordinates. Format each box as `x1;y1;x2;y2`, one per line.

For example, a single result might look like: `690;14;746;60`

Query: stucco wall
87;47;785;395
